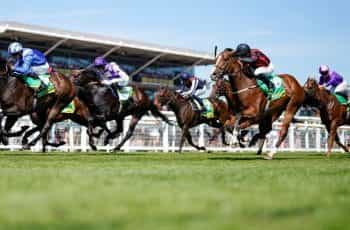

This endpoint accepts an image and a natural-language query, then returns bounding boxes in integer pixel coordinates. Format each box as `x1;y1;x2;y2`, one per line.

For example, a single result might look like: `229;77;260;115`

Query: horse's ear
214;45;218;58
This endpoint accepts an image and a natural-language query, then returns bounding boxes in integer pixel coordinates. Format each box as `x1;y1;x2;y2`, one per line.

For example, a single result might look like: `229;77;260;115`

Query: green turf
0;151;350;230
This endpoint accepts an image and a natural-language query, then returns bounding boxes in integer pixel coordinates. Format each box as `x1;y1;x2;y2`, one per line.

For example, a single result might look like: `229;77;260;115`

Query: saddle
189;97;214;119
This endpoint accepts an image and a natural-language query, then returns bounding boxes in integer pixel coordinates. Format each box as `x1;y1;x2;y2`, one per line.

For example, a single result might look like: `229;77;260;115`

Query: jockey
234;43;275;93
177;72;209;110
93;56;130;89
319;65;348;100
7;42;50;92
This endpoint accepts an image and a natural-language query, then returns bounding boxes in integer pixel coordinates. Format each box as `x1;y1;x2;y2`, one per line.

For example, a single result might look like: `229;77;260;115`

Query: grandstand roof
0;21;215;67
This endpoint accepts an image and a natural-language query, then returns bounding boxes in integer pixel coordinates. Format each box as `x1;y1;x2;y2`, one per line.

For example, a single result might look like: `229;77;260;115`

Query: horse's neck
318;89;335;109
168;94;187;114
229;73;256;91
0;76;9;92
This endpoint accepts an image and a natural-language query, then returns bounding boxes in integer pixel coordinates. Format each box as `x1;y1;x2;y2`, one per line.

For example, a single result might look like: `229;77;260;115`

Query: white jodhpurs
254;63;275;76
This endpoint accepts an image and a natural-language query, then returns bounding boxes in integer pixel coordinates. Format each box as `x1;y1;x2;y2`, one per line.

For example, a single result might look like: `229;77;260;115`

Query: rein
231;85;258;95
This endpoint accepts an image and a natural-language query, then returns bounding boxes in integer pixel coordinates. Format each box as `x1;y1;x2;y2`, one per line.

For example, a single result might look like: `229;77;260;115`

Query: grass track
0;151;350;230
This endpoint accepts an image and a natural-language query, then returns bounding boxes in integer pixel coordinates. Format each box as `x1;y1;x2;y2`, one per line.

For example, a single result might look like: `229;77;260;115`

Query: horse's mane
224;48;234;52
0;56;7;67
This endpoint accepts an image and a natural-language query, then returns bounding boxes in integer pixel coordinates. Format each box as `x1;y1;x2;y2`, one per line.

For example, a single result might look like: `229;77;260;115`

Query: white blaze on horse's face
215;54;223;67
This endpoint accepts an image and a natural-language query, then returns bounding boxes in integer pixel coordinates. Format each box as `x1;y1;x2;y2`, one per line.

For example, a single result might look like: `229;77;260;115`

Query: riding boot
193;95;205;113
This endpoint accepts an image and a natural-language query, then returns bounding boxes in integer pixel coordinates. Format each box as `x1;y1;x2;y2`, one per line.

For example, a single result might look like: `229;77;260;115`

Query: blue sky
1;0;349;83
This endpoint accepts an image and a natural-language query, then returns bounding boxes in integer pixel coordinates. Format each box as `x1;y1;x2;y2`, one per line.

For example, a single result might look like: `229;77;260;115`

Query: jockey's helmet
94;56;108;67
8;42;23;55
235;43;251;57
319;65;330;75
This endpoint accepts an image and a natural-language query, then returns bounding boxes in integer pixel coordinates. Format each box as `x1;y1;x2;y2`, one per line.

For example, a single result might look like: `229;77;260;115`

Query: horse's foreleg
327;122;339;157
114;116;140;151
256;118;272;156
0;112;7;145
178;126;189;153
184;129;206;151
104;119;123;146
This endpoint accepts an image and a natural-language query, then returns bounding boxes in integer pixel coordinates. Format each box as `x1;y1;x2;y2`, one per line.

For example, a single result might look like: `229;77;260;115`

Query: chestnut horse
303;78;349;156
0;57;75;150
154;87;235;153
211;49;305;159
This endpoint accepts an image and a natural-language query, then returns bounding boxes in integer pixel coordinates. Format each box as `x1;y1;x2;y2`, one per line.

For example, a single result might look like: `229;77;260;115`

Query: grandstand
0;21;349;152
0;21;214;87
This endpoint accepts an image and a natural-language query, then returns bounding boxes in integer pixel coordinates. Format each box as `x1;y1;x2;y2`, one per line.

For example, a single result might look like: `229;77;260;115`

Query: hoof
113;147;122;152
263;155;273;160
22;144;30;150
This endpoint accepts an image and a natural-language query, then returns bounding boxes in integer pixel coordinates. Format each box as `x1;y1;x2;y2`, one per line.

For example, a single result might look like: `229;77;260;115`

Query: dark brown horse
20;97;101;151
74;69;173;151
211;49;305;159
154;87;235;152
0;57;75;150
303;78;349;156
104;85;174;151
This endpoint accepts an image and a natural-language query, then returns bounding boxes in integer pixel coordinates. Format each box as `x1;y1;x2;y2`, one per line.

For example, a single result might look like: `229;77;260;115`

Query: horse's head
211;48;242;81
303;77;319;97
211;78;231;98
74;69;101;87
154;87;174;110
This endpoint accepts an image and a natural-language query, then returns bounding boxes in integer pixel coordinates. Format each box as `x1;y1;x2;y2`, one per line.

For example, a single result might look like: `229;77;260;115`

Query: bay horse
75;69;173;152
20;97;101;151
103;84;174;151
0;57;75;150
211;49;305;159
154;87;235;153
303;78;349;156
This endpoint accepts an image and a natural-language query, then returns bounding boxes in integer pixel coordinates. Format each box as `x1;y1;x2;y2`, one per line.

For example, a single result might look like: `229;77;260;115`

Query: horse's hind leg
150;104;174;125
114;115;141;152
326;121;339;157
335;134;348;153
324;121;348;153
275;100;300;148
26;105;62;150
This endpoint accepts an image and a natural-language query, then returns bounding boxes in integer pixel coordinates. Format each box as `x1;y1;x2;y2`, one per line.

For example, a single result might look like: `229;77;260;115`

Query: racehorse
303;78;349;156
75;69;173;151
103;84;174;151
20;97;101;151
0;57;75;150
211;48;305;159
154;87;235;153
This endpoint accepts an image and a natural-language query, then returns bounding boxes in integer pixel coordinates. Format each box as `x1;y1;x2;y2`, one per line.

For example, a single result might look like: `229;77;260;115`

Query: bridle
212;54;257;95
